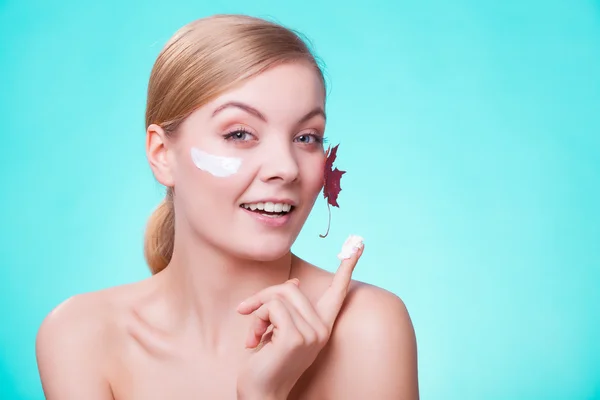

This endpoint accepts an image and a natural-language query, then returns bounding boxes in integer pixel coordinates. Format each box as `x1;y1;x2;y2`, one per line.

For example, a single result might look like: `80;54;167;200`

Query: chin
238;238;293;262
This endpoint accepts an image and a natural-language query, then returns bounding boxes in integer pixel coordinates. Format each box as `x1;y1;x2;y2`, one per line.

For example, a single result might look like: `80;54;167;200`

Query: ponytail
144;189;175;274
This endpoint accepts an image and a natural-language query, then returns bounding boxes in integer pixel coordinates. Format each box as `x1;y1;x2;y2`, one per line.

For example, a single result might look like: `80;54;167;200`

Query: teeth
241;202;294;213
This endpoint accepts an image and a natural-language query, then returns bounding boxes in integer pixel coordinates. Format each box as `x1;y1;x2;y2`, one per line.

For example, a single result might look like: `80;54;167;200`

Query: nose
258;140;299;184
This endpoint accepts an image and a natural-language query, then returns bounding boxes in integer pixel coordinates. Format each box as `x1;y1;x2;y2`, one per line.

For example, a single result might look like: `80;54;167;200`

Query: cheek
190;147;242;178
174;147;248;215
301;155;326;197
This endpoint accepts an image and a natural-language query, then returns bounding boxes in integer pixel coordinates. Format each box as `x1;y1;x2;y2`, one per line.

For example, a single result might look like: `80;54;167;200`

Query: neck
159;230;294;351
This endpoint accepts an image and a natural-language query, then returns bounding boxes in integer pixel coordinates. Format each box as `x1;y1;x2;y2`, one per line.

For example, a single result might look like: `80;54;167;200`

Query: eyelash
223;128;327;145
222;127;254;142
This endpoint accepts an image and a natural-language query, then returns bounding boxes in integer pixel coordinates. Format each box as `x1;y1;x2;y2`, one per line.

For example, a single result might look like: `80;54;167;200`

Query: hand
235;236;365;400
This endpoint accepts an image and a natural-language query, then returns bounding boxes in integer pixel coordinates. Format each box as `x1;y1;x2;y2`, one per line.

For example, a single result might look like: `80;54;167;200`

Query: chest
108;350;328;400
110;354;238;399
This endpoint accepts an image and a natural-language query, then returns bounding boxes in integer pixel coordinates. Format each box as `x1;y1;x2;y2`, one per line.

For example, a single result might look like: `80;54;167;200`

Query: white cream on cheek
190;147;242;177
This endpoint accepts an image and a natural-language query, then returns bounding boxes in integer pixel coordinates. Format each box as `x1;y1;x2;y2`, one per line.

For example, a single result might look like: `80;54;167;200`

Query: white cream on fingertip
190;147;242;177
337;234;364;260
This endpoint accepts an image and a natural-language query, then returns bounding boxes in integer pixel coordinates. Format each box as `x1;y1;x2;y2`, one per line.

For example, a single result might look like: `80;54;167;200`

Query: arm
36;296;115;400
328;285;419;399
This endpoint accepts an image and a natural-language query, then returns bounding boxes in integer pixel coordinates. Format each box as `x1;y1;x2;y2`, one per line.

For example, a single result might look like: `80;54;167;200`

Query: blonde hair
143;14;326;274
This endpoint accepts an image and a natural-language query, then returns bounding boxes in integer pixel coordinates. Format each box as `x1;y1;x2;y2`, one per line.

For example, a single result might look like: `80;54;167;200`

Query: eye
294;133;325;145
223;127;256;142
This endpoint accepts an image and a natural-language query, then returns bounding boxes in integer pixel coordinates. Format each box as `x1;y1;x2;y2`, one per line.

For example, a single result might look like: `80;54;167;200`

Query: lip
240;206;293;228
239;198;298;206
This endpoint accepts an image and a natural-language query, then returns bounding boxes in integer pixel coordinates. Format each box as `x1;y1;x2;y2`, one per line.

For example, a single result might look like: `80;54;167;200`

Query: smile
241;201;294;214
239;201;296;227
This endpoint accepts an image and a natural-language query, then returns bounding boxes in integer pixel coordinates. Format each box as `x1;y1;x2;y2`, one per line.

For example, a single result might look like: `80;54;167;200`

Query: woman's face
154;62;327;261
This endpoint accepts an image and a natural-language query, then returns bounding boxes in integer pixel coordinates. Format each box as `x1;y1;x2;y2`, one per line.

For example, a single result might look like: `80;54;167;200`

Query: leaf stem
319;202;332;238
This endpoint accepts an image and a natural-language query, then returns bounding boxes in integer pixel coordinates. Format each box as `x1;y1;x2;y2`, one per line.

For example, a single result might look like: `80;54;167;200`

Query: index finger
316;235;364;326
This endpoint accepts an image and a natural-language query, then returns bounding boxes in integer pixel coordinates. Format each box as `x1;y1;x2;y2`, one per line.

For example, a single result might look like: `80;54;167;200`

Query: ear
146;124;175;187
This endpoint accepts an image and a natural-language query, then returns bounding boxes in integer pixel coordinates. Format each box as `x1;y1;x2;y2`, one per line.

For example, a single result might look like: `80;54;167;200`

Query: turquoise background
1;0;599;398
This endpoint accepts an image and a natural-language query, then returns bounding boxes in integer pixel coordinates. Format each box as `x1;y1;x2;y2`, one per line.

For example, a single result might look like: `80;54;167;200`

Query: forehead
204;62;325;121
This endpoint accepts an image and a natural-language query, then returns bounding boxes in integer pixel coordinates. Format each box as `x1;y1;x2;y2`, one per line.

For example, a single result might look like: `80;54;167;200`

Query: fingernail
337;234;364;260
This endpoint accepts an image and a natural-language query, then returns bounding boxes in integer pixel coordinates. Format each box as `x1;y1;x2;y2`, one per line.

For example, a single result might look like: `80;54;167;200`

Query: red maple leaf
320;144;346;238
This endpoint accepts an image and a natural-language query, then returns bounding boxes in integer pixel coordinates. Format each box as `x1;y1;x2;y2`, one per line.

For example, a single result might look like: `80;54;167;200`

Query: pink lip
240;198;298;206
240;206;294;228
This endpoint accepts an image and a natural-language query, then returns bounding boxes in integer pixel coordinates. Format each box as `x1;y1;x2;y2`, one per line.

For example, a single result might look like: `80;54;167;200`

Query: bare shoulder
295;261;420;399
339;281;415;339
329;282;419;399
37;283;137;350
36;283;141;399
307;263;415;346
296;258;415;328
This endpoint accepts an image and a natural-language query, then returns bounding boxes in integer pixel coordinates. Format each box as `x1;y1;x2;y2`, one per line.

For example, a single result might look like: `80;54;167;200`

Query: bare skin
36;256;418;399
36;62;419;399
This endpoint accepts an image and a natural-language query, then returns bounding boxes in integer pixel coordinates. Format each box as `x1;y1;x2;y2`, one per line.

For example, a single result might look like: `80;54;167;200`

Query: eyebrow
211;101;326;124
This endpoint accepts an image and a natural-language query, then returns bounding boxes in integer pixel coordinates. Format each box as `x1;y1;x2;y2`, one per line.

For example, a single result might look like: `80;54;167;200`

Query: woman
36;14;419;399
